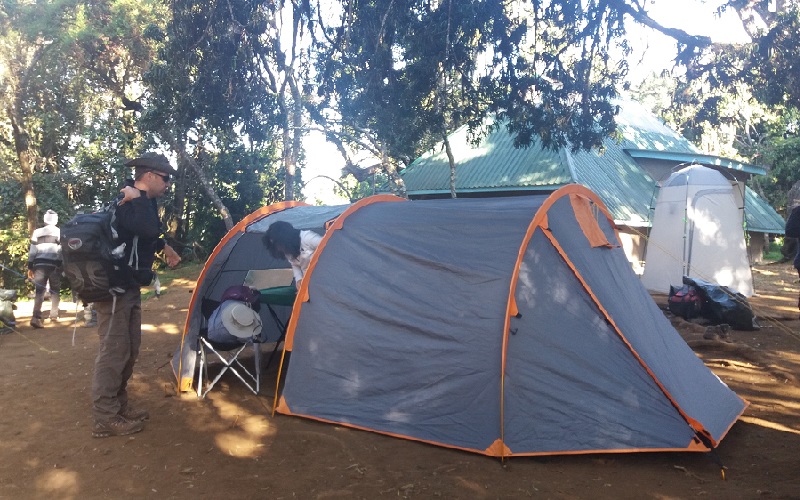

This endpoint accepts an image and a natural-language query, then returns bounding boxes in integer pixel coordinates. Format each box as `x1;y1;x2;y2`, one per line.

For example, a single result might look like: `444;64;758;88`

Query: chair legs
197;338;262;398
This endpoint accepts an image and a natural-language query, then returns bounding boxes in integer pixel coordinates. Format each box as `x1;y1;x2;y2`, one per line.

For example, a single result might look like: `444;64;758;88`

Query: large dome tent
175;185;746;458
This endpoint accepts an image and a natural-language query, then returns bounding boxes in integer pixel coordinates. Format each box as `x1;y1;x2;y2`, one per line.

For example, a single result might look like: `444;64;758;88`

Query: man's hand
163;244;181;268
27;269;34;280
118;185;142;206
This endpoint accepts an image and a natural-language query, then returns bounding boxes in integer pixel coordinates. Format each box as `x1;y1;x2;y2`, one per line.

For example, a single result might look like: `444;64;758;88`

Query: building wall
616;226;647;276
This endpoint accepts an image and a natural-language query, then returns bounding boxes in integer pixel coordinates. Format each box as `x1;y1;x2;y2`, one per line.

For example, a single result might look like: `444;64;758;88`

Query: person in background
785;204;800;317
83;302;97;328
263;221;322;289
27;209;62;328
90;152;181;438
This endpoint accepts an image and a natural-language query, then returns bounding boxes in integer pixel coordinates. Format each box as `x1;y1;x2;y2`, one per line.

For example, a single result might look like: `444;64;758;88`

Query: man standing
28;209;62;328
91;152;181;438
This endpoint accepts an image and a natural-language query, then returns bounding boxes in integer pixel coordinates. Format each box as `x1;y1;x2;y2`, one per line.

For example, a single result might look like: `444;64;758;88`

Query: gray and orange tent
174;185;747;458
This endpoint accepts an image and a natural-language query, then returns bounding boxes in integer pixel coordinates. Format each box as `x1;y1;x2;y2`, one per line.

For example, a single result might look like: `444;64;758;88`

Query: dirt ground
1;262;798;500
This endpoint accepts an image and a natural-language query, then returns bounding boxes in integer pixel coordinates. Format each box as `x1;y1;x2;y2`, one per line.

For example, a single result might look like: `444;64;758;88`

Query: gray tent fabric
172;203;349;392
174;186;745;456
275;187;746;457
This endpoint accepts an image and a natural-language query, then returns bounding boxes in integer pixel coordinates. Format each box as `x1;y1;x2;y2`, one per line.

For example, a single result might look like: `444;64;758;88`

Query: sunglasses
149;171;171;183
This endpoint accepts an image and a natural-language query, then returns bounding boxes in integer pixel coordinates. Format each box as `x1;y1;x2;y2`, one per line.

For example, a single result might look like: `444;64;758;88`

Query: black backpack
61;199;130;303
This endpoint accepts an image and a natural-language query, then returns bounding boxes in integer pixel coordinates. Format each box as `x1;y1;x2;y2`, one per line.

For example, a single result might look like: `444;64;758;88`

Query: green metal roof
564;139;656;227
745;187;786;234
626;150;767;176
613;101;700;154
403;123;572;194
401;99;784;233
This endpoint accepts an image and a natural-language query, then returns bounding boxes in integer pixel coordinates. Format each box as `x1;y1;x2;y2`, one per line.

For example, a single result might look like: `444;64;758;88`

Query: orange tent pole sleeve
570;194;615;248
272;194;406;414
504;184;723;445
282;194;406;352
539;227;722;445
176;201;307;393
500;185;618;458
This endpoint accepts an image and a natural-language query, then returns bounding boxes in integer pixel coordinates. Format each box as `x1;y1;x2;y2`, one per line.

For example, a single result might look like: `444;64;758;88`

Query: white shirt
286;230;323;286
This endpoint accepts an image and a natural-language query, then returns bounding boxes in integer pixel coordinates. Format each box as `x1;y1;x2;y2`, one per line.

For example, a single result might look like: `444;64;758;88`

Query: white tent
641;165;754;297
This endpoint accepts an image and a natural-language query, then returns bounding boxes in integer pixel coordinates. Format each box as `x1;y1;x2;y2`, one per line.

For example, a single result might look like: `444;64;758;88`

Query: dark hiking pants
91;287;142;423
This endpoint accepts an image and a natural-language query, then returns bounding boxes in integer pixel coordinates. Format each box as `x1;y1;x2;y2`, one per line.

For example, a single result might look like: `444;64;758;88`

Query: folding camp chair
196;298;264;398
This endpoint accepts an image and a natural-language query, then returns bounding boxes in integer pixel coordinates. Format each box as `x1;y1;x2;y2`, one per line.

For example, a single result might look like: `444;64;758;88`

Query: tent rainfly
174;185;747;458
640;165;754;297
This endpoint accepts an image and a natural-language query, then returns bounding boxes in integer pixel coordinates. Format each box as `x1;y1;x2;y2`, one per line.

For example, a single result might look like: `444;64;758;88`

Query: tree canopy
2;0;800;291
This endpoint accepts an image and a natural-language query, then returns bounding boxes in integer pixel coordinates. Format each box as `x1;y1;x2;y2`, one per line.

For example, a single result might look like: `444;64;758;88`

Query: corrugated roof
403;123;571;194
401;99;784;233
614;101;701;154
566;140;656;226
745;187;786;234
626;150;767;175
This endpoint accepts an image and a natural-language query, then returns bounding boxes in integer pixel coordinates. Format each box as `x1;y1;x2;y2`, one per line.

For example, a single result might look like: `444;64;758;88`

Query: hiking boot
50;311;59;320
30;317;44;329
92;415;144;438
119;405;150;423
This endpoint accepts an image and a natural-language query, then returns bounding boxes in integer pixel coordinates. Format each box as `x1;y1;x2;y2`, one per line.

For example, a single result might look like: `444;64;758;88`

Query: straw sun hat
218;300;262;339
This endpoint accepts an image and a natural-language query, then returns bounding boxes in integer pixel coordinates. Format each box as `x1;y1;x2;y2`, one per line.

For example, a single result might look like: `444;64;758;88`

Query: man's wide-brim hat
124;152;174;173
219;300;263;339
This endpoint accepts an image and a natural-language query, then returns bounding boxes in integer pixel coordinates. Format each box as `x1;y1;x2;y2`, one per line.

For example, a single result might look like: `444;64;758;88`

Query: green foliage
325;173;388;204
178;140;282;255
140;0;279;146
11;0;800;277
762;238;784;263
0;216;31;291
674;4;800;152
755;135;800;211
1;0;165;232
0;182;28;300
313;0;632;187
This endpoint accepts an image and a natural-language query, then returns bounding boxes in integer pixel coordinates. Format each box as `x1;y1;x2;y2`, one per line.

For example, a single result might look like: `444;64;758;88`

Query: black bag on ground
668;284;704;320
683;276;759;331
61;199;129;303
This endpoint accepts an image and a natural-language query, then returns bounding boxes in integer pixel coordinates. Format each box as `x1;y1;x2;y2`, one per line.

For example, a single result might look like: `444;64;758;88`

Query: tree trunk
278;91;296;201
168;145;189;244
7;47;49;236
380;146;407;198
9;110;38;235
159;130;234;232
290;76;304;200
442;130;457;199
173;140;235;232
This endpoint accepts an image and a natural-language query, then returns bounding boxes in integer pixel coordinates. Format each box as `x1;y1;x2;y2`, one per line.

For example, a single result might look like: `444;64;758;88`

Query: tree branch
615;0;713;50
